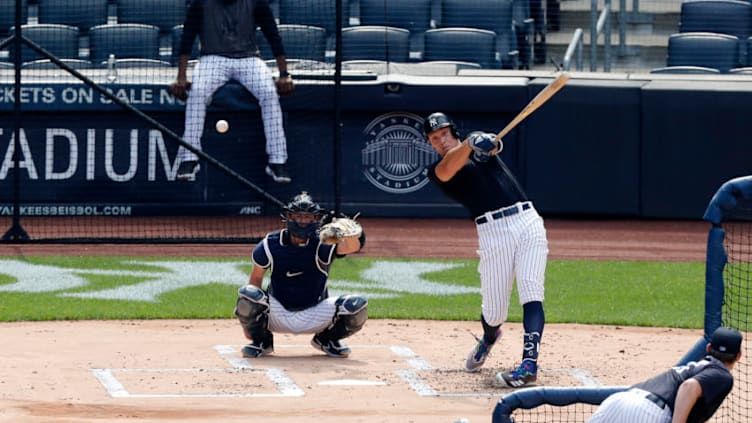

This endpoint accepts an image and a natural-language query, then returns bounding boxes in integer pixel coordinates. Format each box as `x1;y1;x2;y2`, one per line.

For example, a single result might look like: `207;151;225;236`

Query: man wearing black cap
587;326;743;423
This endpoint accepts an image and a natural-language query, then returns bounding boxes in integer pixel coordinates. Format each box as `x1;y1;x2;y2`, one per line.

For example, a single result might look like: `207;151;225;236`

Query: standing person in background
588;326;743;423
171;0;294;183
423;112;548;388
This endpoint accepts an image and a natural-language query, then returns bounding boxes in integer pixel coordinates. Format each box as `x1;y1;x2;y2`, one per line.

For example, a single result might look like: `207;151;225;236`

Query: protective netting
717;201;752;423
509;403;598;422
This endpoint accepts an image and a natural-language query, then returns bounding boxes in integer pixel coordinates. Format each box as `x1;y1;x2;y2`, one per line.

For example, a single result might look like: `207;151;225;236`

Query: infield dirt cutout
0;219;712;422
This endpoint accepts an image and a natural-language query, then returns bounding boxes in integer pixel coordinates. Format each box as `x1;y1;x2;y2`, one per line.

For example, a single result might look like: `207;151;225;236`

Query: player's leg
176;55;231;180
311;294;368;358
466;221;516;372
499;213;548;387
232;57;290;182
234;285;274;357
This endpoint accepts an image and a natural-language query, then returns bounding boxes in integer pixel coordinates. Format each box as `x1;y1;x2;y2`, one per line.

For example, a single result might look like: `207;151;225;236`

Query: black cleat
265;163;292;183
311;335;351;358
176;160;200;181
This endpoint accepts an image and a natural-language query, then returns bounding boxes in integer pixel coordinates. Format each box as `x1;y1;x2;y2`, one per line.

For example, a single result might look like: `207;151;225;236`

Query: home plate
318;379;387;386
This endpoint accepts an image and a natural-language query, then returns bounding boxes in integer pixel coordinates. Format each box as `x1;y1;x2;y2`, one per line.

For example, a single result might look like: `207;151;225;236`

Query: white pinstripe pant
476;202;548;326
177;55;288;165
587;389;672;423
267;295;337;334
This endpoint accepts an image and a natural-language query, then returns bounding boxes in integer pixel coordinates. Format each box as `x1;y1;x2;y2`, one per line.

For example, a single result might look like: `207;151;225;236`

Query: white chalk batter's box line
91;344;601;398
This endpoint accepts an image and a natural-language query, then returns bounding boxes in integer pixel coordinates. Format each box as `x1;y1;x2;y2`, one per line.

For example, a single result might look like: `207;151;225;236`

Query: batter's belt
475;201;532;225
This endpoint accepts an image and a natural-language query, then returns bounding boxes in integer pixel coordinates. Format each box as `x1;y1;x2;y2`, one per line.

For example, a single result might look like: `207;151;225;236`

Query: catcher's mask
282;191;324;240
423;112;461;140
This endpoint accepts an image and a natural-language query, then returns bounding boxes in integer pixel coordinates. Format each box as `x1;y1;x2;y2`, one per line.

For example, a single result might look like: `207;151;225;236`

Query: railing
563;28;584;71
591;0;612;71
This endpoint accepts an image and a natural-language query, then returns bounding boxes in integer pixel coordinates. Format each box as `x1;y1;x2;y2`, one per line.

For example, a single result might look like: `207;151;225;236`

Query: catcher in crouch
235;191;367;358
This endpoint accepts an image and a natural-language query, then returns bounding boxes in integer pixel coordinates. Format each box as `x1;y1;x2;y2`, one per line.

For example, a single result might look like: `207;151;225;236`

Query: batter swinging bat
494;72;570;143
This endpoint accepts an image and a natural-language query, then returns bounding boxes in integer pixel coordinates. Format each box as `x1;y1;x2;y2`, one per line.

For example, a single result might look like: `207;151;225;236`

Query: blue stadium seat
257;24;327;63
9;24;79;63
278;0;348;57
37;0;109;32
171;24;200;64
116;0;186;33
438;0;518;68
680;0;752;64
679;0;752;40
358;0;432;60
341;26;410;62
88;23;161;65
278;0;347;34
0;0;28;35
666;32;740;73
423;27;497;68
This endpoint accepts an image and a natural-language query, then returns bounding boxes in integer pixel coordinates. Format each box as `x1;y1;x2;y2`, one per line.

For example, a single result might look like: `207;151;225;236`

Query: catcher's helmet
283;191;323;240
423;112;460;139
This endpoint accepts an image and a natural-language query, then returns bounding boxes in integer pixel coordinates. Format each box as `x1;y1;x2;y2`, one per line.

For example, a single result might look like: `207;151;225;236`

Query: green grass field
0;256;706;328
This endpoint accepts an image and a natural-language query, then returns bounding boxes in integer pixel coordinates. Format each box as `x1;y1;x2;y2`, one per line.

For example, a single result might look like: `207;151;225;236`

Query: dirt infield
0;219;712;422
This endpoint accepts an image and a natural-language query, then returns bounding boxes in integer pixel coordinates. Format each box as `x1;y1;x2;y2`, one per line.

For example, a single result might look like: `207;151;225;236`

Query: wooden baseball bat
494;72;570;143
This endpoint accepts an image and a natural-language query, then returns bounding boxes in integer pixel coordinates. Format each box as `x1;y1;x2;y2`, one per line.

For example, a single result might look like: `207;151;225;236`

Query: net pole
2;0;30;242
333;0;343;213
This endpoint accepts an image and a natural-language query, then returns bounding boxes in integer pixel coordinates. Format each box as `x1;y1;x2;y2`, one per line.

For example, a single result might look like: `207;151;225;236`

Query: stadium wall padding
1;75;750;219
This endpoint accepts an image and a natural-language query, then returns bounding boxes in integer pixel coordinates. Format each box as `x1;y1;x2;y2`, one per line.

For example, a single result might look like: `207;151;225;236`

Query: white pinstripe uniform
587;389;672;423
177;55;288;165
267;295;338;334
177;0;288;167
476;202;548;325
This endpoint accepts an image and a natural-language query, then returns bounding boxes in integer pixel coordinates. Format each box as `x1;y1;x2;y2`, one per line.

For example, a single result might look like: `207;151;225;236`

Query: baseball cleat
464;328;501;372
176;160;200;181
241;340;274;358
265;163;292;183
497;359;538;388
311;335;351;358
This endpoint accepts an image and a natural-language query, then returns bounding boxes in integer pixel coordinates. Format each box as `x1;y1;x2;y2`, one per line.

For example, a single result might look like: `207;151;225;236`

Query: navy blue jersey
180;0;285;58
427;155;527;218
634;356;733;423
252;229;337;311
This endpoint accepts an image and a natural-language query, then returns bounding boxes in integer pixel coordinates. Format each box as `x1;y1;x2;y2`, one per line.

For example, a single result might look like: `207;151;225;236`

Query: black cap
423;112;456;137
710;327;742;355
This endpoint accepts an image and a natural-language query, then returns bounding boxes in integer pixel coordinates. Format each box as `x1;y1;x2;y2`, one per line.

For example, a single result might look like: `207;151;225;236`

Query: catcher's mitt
319;217;363;245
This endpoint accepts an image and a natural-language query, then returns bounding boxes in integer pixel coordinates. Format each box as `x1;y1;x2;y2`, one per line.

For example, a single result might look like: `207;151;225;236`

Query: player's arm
171;1;202;100
256;1;293;95
434;139;473;181
248;238;271;289
672;378;702;423
248;265;266;289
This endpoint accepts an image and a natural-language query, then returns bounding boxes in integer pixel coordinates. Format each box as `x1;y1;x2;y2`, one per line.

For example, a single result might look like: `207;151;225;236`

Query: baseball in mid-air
215;119;229;133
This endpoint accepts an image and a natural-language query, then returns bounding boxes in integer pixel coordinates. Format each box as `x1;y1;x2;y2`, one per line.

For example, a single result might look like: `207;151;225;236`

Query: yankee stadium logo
361;112;439;194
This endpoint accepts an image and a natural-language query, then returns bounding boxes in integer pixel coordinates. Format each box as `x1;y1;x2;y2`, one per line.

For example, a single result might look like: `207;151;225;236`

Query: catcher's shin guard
234;285;272;344
316;294;368;341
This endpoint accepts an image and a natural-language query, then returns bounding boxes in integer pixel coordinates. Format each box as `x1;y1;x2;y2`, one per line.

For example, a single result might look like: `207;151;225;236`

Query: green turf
0;256;705;327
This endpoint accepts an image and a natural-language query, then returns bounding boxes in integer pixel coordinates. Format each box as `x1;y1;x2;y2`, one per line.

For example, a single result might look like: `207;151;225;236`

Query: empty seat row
258;24;509;69
7;23;170;66
5;21;513;70
653;0;752;74
653;32;752;74
0;0;185;33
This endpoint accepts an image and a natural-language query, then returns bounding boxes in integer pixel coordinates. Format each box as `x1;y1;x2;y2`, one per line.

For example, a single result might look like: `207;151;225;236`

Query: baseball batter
424;112;548;388
171;0;293;183
234;191;368;358
588;326;743;423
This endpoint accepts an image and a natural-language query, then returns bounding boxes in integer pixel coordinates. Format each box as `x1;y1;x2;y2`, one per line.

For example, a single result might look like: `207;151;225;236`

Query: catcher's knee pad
320;295;368;340
234;285;271;340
